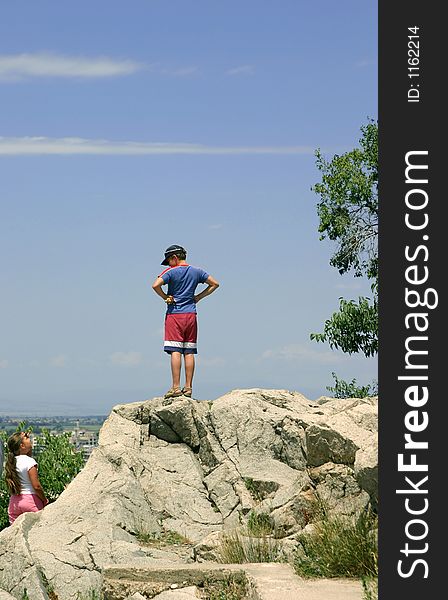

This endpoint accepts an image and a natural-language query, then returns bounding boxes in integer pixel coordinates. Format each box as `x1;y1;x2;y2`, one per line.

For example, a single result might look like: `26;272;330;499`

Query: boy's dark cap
161;245;186;265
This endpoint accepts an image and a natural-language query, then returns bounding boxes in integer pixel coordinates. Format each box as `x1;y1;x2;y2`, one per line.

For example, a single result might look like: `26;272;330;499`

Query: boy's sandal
164;387;183;399
182;387;193;397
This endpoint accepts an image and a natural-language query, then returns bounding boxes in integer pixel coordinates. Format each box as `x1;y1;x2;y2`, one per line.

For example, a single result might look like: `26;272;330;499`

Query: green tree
311;120;378;358
0;425;84;530
326;372;378;400
34;429;84;501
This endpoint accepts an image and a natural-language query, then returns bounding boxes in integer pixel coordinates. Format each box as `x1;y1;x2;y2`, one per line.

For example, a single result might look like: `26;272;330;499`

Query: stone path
102;561;365;599
244;563;363;600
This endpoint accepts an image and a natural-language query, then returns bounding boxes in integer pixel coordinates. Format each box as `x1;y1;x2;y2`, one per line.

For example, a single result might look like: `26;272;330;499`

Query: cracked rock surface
0;388;377;599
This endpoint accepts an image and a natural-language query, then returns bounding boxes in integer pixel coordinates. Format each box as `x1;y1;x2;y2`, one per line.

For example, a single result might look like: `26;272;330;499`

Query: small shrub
0;479;10;530
294;507;378;578
76;590;104;600
217;530;282;564
362;576;378;600
202;574;247;600
243;477;263;502
217;531;246;564
247;511;275;537
136;528;190;546
35;429;84;502
326;372;378;399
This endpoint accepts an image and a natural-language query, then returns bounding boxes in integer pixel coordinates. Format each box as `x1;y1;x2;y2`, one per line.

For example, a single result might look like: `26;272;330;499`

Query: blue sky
0;1;378;415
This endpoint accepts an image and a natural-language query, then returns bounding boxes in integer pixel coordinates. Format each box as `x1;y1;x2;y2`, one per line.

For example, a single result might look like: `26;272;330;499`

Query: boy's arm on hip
152;277;169;301
195;275;220;302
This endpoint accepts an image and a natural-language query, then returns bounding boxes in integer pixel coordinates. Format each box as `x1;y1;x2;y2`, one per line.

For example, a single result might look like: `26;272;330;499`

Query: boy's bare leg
170;352;182;389
184;354;195;389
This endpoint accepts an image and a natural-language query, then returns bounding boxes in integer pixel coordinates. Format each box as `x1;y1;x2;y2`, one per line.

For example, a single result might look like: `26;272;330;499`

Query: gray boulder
0;388;377;599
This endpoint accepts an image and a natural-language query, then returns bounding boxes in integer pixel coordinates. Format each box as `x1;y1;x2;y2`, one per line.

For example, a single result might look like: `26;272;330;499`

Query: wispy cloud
0;136;316;156
0;359;9;369
261;344;346;365
0;52;143;81
226;65;255;76
49;354;68;368
208;224;223;230
110;351;144;367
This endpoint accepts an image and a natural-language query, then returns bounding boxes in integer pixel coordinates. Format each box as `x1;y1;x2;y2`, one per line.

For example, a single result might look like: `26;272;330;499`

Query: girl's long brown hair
4;432;23;495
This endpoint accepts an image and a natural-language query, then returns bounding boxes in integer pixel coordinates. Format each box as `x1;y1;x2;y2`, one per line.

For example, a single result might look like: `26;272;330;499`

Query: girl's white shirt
15;454;37;494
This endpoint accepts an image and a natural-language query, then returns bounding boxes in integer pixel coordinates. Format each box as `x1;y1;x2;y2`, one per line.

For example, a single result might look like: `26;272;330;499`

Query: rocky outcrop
0;389;377;599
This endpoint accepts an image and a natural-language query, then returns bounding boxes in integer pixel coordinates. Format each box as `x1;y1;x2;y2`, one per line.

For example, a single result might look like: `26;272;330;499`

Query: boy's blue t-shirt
159;264;209;314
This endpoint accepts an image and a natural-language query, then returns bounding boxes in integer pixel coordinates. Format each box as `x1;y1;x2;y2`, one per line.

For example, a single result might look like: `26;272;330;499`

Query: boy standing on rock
152;245;219;400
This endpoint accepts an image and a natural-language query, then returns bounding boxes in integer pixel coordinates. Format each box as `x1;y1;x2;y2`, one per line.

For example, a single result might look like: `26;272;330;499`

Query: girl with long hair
5;431;48;524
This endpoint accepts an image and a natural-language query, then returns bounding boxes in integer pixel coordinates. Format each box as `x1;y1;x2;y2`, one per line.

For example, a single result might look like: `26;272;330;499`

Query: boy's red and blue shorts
164;313;198;354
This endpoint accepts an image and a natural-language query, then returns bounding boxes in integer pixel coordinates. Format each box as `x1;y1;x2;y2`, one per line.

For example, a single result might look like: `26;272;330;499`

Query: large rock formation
0;389;377;599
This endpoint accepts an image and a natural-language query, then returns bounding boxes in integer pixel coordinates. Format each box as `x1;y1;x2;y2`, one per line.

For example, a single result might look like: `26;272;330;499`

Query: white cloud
261;344;346;365
110;351;144;367
49;354;68;368
171;66;199;76
0;136;316;156
0;52;143;81
226;65;255;76
208;224;223;230
0;359;9;369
